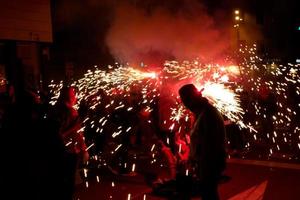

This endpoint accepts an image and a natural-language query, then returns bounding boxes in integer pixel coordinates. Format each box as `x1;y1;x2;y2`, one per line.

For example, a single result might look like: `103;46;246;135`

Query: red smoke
105;0;231;66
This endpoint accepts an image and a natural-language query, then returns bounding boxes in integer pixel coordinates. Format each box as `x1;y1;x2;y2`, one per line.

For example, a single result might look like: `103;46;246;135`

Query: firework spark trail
47;52;300;197
236;44;300;156
49;61;252;142
163;60;251;132
201;82;248;129
163;60;239;84
73;66;160;143
164;45;300;158
49;45;300;162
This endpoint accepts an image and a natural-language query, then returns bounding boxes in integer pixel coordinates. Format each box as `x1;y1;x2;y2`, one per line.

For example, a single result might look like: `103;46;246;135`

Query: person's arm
60;119;82;140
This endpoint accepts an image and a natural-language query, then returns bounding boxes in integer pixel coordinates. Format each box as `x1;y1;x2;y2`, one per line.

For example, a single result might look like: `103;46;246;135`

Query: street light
233;9;241;48
234;9;242;22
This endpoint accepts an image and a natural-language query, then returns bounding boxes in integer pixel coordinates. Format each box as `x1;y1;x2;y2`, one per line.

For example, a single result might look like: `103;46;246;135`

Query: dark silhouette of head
57;86;77;107
179;84;208;113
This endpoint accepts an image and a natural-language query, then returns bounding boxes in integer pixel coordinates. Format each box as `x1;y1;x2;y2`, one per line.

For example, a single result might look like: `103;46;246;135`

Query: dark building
0;0;53;95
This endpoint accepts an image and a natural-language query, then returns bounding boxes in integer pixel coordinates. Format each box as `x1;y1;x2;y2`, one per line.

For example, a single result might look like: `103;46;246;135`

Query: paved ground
74;159;300;200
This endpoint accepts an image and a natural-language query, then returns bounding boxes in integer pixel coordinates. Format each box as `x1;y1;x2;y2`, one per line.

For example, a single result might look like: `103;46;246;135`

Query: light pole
233;9;243;47
233;9;243;76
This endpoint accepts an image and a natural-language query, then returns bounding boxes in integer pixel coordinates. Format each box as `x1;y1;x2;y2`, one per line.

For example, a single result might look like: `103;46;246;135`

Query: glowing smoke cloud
105;1;231;65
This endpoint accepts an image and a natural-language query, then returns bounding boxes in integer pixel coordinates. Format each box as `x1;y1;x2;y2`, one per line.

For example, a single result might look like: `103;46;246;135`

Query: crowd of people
0;82;229;200
0;85;89;200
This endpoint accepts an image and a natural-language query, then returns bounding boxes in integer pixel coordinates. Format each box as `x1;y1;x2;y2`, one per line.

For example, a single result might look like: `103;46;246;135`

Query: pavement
74;158;300;200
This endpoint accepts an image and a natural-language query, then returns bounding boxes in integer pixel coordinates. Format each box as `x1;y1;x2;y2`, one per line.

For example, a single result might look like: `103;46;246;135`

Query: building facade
0;0;52;95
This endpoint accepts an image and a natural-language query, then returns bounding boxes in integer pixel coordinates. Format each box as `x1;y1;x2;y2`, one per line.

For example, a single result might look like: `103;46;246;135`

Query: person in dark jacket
179;84;226;200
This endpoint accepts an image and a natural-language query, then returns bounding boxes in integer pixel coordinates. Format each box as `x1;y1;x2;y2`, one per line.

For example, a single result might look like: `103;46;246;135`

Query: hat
179;84;208;111
179;84;201;99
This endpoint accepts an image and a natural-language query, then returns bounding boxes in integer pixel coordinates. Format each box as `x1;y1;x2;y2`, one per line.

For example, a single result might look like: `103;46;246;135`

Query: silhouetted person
1;89;38;199
50;86;89;200
1;87;65;200
179;84;226;200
